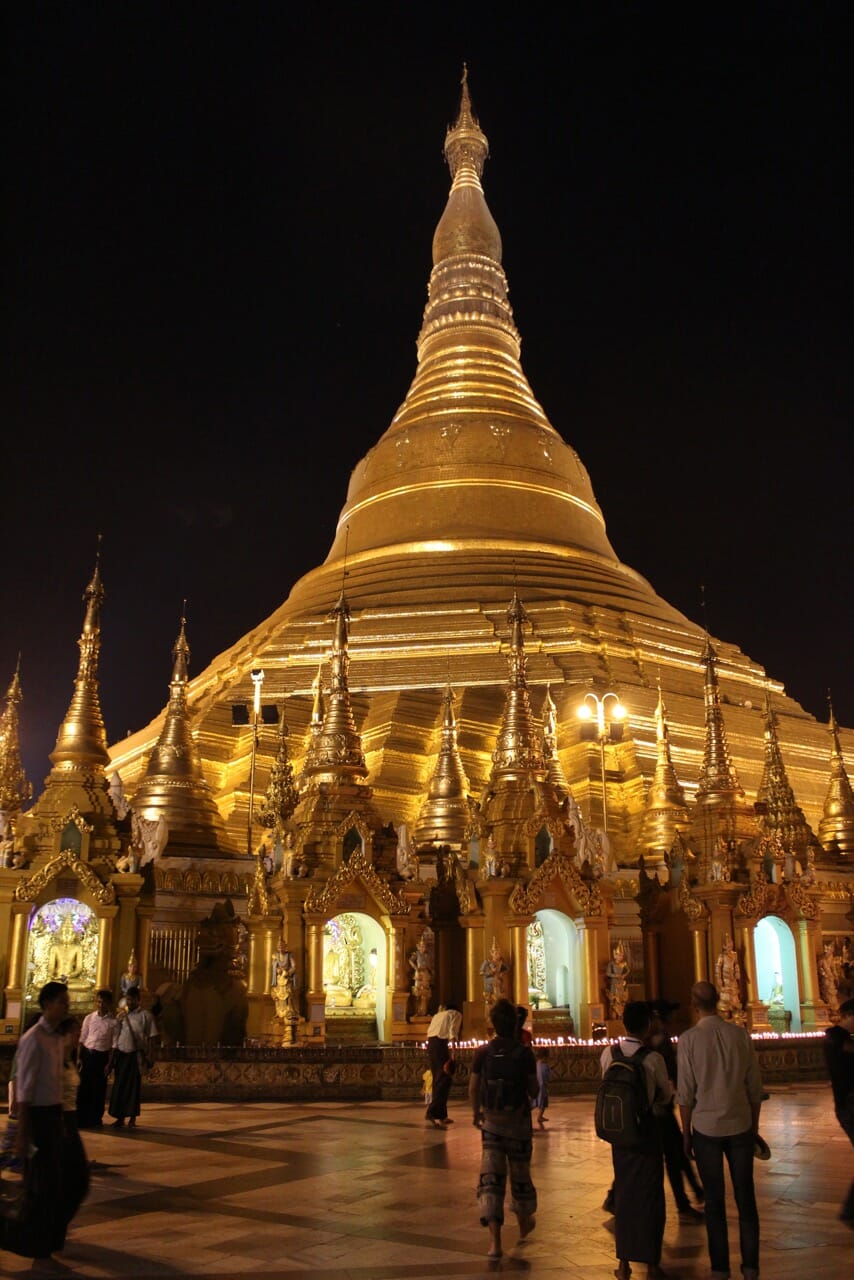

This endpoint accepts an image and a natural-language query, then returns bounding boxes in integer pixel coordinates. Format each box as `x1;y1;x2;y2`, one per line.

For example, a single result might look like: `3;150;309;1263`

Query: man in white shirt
5;981;70;1259
77;987;117;1128
600;1000;673;1280
107;986;157;1129
677;980;763;1280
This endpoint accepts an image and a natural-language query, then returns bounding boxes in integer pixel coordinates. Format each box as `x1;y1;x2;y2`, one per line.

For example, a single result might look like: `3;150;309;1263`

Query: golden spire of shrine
541;685;570;800
637;680;689;856
303;593;366;779
49;546;111;772
817;698;854;856
319;70;618;582
695;636;742;801
755;690;816;859
490;593;544;778
130;610;229;854
259;713;298;835
688;635;757;865
0;657;32;819
480;594;567;864
414;685;471;846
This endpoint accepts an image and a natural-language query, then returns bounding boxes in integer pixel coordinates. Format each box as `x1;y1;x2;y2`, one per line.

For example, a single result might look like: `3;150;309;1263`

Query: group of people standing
601;985;764;1280
0;978;157;1261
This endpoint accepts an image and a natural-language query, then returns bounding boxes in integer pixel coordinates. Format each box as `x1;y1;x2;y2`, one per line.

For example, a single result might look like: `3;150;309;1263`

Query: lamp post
232;668;280;859
577;690;626;834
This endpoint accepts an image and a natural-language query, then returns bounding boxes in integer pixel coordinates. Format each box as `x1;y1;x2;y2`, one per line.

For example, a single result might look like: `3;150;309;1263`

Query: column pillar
691;926;709;982
796;916;829;1030
304;916;326;1042
95;908;118;991
2;902;30;1028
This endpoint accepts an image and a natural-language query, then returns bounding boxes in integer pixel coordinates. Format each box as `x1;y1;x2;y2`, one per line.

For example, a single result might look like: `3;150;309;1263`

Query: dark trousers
2;1104;66;1258
836;1099;854;1220
659;1108;703;1207
692;1127;759;1275
77;1046;110;1126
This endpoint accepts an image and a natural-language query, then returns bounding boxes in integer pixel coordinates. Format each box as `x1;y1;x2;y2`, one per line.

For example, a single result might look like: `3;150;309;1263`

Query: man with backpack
469;996;538;1259
598;1000;673;1280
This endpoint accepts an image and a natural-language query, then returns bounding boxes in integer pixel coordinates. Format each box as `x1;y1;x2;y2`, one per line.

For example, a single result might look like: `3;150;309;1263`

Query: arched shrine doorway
527;909;580;1034
754;915;801;1032
322;911;387;1041
26;898;99;1018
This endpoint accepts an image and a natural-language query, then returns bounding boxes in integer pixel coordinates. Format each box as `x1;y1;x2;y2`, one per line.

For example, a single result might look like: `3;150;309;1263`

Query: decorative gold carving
677;874;709;923
784;879;819;920
508;851;603;917
48;806;94;836
305;845;411;917
14;847;115;904
736;867;770;918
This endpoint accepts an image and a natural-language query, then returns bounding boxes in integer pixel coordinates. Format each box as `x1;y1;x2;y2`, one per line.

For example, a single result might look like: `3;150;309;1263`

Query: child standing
533;1047;551;1130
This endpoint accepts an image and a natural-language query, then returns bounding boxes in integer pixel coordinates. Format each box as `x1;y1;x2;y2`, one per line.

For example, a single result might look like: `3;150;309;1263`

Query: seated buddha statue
48;916;88;989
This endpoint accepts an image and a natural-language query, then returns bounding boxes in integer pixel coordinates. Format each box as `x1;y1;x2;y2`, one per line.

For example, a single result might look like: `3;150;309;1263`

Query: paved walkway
1;1082;851;1278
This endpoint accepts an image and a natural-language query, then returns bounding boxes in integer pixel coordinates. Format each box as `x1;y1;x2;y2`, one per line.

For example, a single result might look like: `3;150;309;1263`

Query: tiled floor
1;1082;851;1278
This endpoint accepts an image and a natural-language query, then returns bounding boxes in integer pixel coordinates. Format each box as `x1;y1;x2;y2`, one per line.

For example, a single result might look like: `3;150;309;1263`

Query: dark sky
3;4;851;791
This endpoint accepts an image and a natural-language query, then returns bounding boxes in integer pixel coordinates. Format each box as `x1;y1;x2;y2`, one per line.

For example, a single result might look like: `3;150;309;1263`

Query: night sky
4;4;851;792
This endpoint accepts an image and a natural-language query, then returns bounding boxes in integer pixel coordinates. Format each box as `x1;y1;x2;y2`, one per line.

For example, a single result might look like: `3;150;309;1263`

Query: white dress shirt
80;1009;117;1052
14;1016;65;1106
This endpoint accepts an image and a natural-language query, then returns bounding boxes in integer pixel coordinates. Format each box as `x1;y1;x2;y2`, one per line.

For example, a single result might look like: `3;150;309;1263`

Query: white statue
109;771;130;821
131;810;169;866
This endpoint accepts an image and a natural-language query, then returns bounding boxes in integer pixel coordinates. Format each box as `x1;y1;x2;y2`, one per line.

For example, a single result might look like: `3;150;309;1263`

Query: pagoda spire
130;609;229;854
688;635;758;870
695;635;742;801
480;594;567;866
755;690;817;861
303;593;366;779
541;685;570;800
817;698;854;856
291;595;380;868
0;656;32;822
637;680;689;857
414;684;471;847
49;545;111;773
259;712;299;836
490;593;544;778
320;70;617;576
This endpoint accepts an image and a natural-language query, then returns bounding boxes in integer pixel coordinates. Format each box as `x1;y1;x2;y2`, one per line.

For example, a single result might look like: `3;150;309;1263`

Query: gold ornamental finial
432;66;500;267
414;685;471;846
48;551;111;772
259;712;298;834
0;656;32;819
817;694;854;855
541;685;570;800
301;594;366;778
638;681;688;856
490;594;544;777
755;689;816;860
130;609;228;854
695;635;742;800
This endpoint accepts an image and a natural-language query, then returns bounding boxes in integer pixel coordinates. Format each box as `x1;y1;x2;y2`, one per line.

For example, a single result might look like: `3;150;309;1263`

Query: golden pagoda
4;72;851;1045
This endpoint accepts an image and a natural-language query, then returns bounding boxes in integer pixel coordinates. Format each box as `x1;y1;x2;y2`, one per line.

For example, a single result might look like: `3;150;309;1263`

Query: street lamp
231;668;279;858
577;690;626;834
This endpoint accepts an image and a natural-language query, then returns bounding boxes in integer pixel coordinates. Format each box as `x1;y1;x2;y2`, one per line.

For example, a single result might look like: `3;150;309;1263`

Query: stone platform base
0;1034;829;1105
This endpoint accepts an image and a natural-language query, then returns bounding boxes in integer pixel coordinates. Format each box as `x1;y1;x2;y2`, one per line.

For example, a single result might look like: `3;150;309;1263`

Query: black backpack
480;1039;529;1112
594;1044;653;1146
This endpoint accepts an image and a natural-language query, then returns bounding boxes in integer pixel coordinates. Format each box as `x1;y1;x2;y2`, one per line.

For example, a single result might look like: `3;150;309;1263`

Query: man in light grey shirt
677;980;763;1280
7;981;71;1259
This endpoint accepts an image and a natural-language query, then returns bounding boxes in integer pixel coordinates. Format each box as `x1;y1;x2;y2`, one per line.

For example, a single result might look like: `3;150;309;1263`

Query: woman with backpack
469;997;539;1259
598;1000;673;1280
